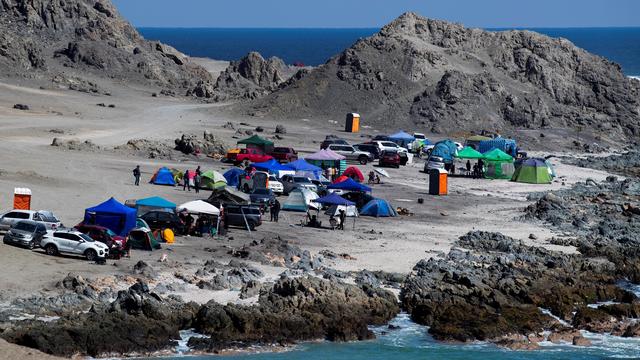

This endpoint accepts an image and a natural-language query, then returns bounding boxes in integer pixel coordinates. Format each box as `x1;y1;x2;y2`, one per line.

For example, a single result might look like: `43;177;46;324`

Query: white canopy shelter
177;200;220;215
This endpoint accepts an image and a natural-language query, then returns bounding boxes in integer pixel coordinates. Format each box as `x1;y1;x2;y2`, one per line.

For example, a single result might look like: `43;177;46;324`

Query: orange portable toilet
13;188;32;210
428;169;448;196
345;113;360;133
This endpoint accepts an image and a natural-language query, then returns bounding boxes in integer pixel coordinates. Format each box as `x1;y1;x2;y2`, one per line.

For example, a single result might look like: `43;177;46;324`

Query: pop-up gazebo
482;148;514;179
305;149;347;174
84;198;137;236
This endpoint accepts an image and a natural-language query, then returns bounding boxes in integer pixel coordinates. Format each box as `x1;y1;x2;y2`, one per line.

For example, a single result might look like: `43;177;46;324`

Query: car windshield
268;176;278;181
272;147;288;153
79;233;95;242
294;177;311;183
37;211;59;222
105;229;117;237
253;189;271;195
15;222;36;232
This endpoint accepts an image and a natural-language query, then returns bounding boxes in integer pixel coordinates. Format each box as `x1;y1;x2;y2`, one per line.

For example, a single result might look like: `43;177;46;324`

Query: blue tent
314;193;355;206
223;168;245;187
135;196;176;215
285;159;323;180
84;198;137;236
388;131;416;147
430;140;458;164
151;167;176;186
252;159;294;176
327;178;372;192
360;199;397;217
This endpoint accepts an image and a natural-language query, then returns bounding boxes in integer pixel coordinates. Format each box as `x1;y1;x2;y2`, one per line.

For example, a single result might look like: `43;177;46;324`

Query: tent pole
241;207;252;236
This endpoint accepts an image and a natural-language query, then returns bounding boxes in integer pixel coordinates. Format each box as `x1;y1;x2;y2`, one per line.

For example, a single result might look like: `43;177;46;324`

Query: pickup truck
234;148;273;164
269;147;298;163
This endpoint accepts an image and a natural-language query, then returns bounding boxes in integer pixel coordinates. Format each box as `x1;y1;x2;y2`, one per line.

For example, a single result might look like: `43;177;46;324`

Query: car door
65;233;86;255
52;232;71;252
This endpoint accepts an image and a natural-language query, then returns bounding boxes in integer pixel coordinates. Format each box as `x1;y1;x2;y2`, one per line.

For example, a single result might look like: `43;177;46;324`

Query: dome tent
150;167;176;186
343;166;365;182
512;158;553;184
200;170;227;190
360;199;397;217
282;188;319;212
223;168;245;187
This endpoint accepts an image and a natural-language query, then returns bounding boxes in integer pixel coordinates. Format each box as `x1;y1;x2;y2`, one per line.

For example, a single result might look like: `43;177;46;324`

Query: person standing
195;166;201;176
273;199;281;223
133;165;141;186
194;172;201;194
338;209;346;230
183;170;191;191
466;160;471;176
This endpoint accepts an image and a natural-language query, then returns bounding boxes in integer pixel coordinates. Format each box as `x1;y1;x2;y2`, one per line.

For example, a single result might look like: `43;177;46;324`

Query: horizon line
136;25;640;30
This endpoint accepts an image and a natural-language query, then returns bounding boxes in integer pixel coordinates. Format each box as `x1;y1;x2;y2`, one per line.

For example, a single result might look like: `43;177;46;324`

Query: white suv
40;229;109;261
372;141;408;154
0;210;62;231
268;175;284;194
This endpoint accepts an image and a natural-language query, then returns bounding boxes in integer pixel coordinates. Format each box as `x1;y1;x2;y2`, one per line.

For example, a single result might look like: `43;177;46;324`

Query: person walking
133;165;141;186
194;172;201;194
466;160;471;176
273;199;281;223
183;170;191;191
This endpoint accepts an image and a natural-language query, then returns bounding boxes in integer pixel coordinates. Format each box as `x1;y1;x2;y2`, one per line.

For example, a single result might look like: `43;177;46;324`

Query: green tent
237;135;274;147
128;228;161;250
512;158;553;184
483;148;514;179
200;170;227;190
455;146;485;159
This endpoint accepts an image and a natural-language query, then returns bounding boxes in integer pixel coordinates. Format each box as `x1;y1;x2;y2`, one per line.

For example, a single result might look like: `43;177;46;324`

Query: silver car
0;210;62;231
3;220;48;249
41;229;109;261
326;144;374;165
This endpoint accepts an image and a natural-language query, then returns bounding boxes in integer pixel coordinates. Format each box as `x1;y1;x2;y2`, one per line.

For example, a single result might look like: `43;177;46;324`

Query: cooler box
345;113;360;133
428;169;448;196
13;188;32;210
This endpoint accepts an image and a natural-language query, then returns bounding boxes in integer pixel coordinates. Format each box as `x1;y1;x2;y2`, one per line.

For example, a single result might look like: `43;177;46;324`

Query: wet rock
572;335;592;346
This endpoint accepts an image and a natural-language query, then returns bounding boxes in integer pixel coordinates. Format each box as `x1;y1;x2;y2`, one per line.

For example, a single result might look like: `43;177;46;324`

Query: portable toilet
13;188;32;210
428;169;448;196
345;113;360;133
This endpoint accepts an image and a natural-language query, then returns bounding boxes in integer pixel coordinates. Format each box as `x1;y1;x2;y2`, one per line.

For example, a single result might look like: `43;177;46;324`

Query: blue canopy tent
388;131;416;148
252;159;295;178
285;159;323;180
360;199;397;217
430;140;458;164
327;178;372;192
84;198;137;236
223;168;245;187
314;193;355;206
150;167;176;186
135;196;176;216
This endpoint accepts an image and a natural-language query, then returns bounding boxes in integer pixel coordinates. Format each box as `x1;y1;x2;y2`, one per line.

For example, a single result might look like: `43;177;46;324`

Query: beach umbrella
374;169;390;178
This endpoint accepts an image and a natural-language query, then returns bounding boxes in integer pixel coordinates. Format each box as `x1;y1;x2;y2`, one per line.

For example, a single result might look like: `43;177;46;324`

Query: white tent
177;200;220;215
324;204;359;217
282;188;319;212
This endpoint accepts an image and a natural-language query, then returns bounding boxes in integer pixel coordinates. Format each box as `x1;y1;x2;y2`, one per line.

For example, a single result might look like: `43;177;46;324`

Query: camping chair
329;216;338;230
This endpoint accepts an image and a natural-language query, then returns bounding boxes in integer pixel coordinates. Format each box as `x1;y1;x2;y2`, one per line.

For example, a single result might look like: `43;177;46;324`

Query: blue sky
113;0;639;28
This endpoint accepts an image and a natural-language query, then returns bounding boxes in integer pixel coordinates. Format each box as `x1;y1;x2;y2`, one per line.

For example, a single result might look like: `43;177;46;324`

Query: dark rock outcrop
247;12;640;146
0;0;211;89
563;151;640;178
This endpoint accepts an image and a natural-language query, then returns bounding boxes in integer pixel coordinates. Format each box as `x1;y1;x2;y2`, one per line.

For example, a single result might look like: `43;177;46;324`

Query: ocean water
139;27;640;75
142;313;640;360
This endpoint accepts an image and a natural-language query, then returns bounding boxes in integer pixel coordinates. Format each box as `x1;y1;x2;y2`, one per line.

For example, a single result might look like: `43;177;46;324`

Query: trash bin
429;169;448;196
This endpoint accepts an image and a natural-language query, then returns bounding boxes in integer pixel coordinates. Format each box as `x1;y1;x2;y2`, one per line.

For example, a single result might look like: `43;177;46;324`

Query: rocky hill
0;0;210;90
245;12;640;144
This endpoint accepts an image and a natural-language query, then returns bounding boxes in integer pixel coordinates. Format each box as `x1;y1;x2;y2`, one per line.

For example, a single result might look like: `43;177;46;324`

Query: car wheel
396;165;400;168
28;240;35;250
85;249;98;261
249;223;256;231
45;244;58;256
359;156;368;165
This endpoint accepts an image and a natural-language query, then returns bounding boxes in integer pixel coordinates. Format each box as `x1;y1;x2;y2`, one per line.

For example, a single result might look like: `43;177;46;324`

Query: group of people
465;159;485;179
179;210;216;236
367;171;381;185
183;166;202;193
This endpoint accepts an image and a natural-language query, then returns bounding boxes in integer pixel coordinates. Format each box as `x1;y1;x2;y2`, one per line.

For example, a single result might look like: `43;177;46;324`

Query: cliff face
0;0;210;88
248;13;640;142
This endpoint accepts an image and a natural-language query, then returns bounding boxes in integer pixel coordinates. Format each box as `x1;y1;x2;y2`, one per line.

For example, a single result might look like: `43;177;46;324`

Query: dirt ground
0;75;616;309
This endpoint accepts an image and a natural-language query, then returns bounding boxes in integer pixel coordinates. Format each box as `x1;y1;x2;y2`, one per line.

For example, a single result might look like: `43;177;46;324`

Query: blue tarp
223;168;245;187
478;138;518;157
314;193;355;206
84;197;137;236
151;167;176;186
388;131;416;147
285;159;323;180
360;199;397;217
136;196;176;210
327;178;372;192
430;140;458;163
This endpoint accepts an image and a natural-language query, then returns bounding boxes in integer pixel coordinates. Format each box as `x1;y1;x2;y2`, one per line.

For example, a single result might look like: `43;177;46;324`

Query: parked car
379;151;401;168
250;188;276;208
234;148;273;164
311;179;329;196
370;141;408;154
139;210;185;234
40;229;109;261
268;175;284;194
280;174;318;195
424;155;446;172
3;220;47;249
74;224;127;255
354;143;382;159
224;148;241;163
224;205;262;230
320;138;348;150
239;171;269;193
269;147;298;163
0;210;62;231
326;144;374;165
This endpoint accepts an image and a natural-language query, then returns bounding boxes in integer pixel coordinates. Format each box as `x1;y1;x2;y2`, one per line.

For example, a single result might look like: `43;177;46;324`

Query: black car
250;188;275;208
140;211;185;234
224;205;262;230
354;143;381;159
